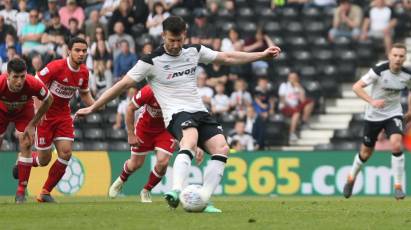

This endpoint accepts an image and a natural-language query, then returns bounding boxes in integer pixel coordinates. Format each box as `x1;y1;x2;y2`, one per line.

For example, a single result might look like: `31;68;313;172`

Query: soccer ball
179;184;208;212
57;156;85;195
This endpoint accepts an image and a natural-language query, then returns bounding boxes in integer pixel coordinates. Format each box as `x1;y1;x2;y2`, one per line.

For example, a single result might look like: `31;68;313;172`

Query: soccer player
75;16;281;212
0;58;53;203
344;43;411;200
109;85;178;202
33;37;95;202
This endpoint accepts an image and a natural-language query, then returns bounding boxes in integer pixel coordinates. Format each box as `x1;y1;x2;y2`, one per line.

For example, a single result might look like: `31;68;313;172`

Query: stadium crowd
1;0;411;151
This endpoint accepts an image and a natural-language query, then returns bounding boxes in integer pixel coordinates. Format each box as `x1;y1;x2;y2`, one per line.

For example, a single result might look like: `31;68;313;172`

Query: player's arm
213;46;281;65
125;101;144;147
24;93;53;142
352;72;384;108
404;91;411;124
79;90;95;107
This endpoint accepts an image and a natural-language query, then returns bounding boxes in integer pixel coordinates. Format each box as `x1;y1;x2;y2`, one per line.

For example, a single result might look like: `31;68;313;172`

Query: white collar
67;57;80;72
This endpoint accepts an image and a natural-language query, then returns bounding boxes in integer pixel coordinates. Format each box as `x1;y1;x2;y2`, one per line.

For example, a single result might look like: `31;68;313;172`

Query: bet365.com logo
57;156;85;195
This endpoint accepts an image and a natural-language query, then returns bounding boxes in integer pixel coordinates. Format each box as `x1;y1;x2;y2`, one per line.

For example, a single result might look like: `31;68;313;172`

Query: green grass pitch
0;196;410;230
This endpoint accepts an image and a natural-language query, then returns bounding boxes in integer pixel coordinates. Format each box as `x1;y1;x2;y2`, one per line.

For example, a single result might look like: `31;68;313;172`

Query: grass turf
0;196;410;230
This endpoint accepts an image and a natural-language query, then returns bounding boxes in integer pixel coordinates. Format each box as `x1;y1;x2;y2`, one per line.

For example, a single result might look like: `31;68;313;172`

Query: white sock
171;149;193;192
391;153;404;187
202;155;227;200
349;154;364;180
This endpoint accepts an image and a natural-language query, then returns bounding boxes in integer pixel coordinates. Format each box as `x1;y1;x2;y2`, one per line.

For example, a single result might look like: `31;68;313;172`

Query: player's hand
128;134;144;147
195;148;205;165
263;46;281;59
371;99;385;109
22;124;35;145
170;139;179;149
74;107;94;119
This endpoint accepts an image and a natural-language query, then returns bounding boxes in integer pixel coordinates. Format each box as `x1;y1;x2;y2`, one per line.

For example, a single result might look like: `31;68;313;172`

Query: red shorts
0;106;34;136
281;99;314;117
35;116;74;150
131;128;174;156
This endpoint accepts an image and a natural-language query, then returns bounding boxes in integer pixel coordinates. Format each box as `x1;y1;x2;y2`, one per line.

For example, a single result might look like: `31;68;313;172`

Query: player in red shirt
33;37;95;202
108;85;175;202
0;58;53;203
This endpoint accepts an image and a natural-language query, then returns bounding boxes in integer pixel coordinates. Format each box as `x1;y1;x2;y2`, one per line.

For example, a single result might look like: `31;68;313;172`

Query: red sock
143;168;163;191
42;158;68;193
17;158;32;196
32;151;39;167
120;160;132;182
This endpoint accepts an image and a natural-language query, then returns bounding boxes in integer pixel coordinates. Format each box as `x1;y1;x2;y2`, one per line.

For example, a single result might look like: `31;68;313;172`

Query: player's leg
109;152;147;198
141;139;173;202
385;117;405;199
165;112;200;208
343;120;382;198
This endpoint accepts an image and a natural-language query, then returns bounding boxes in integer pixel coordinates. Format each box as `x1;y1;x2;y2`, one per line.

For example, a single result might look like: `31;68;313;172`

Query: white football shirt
361;61;411;121
127;45;218;126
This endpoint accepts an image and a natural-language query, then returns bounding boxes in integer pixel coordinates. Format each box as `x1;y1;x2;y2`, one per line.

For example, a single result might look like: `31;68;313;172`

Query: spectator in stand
220;27;243;52
28;53;43;75
229;139;243;153
245;105;265;150
85;10;106;43
59;0;85;30
0;33;22;62
204;63;229;88
189;8;217;48
21;9;46;55
108;0;136;35
113;40;137;80
0;15;17;44
67;17;82;40
329;0;363;42
360;0;397;56
99;0;121;25
84;0;105;15
211;82;231;120
227;120;256;151
272;0;309;10
16;0;29;37
0;46;19;72
197;69;214;110
147;0;181;11
42;13;69;57
146;2;170;39
253;77;276;120
139;42;153;56
243;28;275;72
230;78;252;120
42;0;60;26
113;87;137;130
108;21;135;60
279;71;315;143
0;0;17;29
91;39;113;96
91;26;111;55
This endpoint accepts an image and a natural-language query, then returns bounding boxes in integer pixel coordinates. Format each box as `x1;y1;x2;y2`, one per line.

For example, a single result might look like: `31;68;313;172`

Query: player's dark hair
7;58;27;74
68;37;88;50
162;16;186;34
392;43;407;51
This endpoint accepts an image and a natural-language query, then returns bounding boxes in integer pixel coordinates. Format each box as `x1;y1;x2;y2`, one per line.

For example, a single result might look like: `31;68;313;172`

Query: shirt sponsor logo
63;78;69;83
166;67;197;80
145;105;162;118
50;81;78;99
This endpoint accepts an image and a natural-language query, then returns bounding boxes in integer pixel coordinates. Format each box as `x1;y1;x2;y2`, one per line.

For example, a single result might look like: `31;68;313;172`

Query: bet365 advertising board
0;151;407;196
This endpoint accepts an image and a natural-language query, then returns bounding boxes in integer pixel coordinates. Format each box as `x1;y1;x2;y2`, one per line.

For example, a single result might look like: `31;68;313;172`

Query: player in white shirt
75;16;281;212
344;43;411;200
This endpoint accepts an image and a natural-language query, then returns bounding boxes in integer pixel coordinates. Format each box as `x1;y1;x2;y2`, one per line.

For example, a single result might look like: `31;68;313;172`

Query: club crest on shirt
163;65;171;70
39;67;49;76
20;95;27;101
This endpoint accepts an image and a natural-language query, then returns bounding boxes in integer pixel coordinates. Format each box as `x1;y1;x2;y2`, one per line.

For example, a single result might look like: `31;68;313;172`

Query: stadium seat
320;79;341;98
291;50;312;65
313;49;333;65
273;64;291;80
281;7;299;22
299;65;318;80
256;8;279;25
314;143;335;150
171;7;191;22
104;113;117;126
333;141;360;150
237;21;257;37
265;121;288;146
84;113;103;128
282;21;304;37
218;21;236;36
109;141;130;151
301;80;321;99
286;36;308;51
332;36;352;50
263;21;282;36
351;113;364;122
303;21;327;36
84;128;105;140
310;37;331;50
235;0;248;8
72;142;85;151
86;141;109;151
254;0;271;8
217;9;235;22
302;6;322;21
106;128;127;140
106;98;120;113
236;7;254;22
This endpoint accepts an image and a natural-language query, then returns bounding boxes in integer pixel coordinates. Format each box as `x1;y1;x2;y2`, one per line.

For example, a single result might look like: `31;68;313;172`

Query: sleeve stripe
132;98;141;108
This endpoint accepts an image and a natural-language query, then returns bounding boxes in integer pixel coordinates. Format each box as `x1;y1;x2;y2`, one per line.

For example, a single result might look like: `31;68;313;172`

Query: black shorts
167;111;224;149
362;116;404;147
